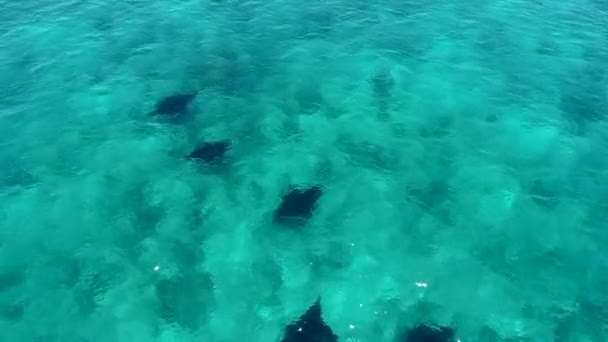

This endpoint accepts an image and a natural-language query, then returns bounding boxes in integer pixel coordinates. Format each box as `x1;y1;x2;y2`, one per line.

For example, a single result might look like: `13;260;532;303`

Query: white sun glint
415;281;428;288
153;265;160;271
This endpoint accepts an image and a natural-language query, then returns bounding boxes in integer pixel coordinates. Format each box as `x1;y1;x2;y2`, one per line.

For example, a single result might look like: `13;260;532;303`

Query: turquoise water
1;0;608;341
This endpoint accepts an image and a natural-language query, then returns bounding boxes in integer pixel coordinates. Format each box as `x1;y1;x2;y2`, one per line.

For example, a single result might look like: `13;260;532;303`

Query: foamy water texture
1;0;608;341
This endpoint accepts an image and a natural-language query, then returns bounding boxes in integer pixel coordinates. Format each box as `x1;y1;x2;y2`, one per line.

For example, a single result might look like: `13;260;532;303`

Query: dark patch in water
338;137;397;170
172;241;204;269
485;114;498;123
187;140;231;164
195;49;259;96
418;116;453;138
369;68;396;119
0;268;25;292
407;181;451;210
295;85;324;113
281;299;338;342
552;314;576;342
217;64;250;96
214;46;240;62
370;69;395;98
0;303;24;321
274;185;323;225
478;326;501;342
400;322;455;342
560;91;606;125
559;68;607;128
560;91;605;123
132;201;164;232
298;10;335;39
52;255;82;288
536;38;561;56
310;242;353;277
476;20;513;57
74;272;111;316
529;180;559;209
155;272;213;330
149;91;198;119
0;160;35;189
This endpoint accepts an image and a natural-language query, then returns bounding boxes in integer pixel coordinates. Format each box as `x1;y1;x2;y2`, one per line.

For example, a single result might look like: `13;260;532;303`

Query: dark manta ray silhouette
281;298;338;342
149;91;199;117
274;185;324;225
401;322;455;342
187;140;231;163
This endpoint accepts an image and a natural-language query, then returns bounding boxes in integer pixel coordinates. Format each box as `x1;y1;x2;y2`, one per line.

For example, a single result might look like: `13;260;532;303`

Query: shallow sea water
1;0;608;341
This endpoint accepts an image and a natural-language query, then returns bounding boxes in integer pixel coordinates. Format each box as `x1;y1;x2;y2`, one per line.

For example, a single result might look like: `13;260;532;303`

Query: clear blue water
1;0;608;341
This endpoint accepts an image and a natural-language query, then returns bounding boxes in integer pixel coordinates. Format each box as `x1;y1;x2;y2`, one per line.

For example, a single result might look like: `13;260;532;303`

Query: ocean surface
1;0;608;341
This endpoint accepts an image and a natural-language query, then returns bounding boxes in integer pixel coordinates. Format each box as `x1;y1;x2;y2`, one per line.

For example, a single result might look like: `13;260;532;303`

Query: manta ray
274;185;324;225
149;91;199;118
281;298;338;342
187;140;231;163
